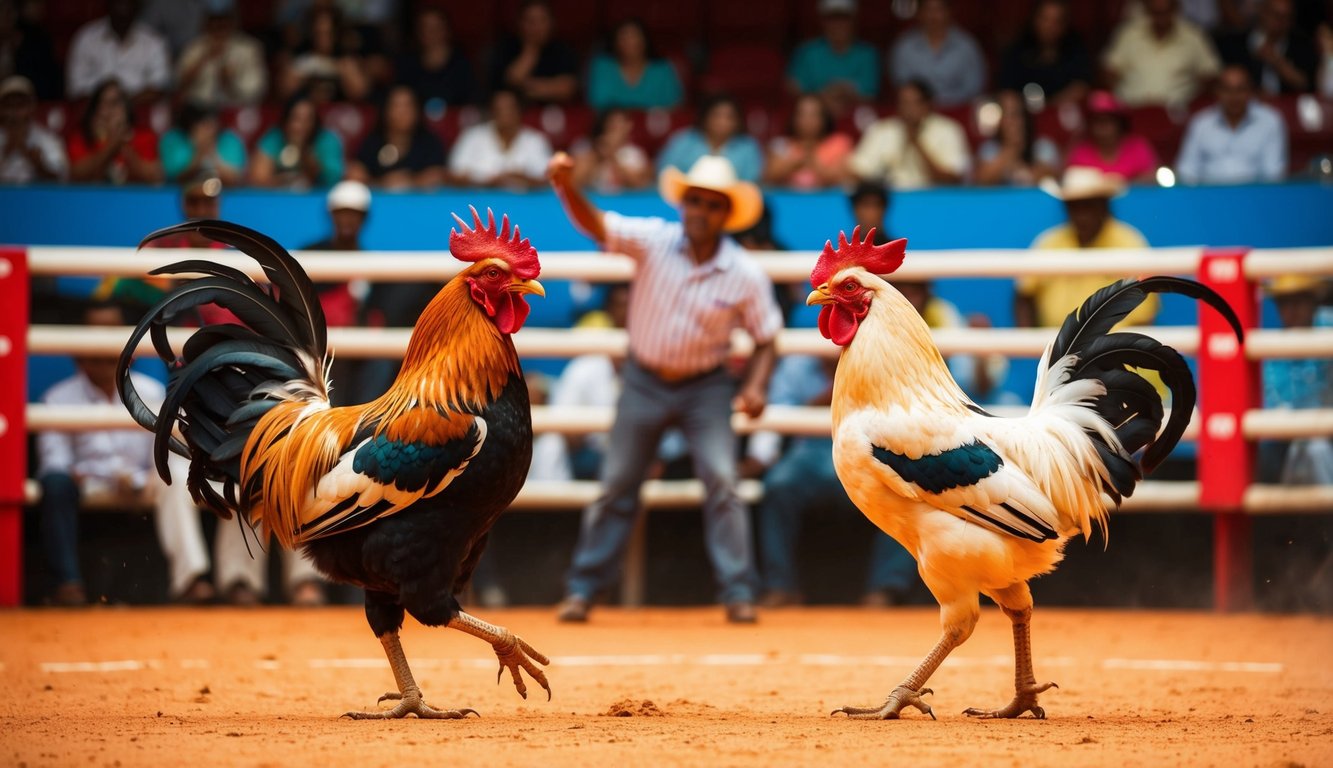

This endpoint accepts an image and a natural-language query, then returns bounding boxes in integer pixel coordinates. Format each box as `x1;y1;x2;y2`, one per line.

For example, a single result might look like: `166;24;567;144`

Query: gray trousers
565;360;757;604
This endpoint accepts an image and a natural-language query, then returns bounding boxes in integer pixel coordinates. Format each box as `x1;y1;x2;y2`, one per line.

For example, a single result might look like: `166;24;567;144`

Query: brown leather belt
632;358;719;385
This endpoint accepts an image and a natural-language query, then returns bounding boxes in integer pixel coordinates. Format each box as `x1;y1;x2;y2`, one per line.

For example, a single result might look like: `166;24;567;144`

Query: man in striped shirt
549;152;782;623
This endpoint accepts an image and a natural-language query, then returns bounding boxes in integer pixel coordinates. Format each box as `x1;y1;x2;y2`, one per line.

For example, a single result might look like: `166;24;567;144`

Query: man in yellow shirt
1015;165;1159;329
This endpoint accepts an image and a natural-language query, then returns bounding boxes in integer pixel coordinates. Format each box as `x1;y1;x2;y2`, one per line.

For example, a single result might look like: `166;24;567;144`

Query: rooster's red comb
810;226;906;288
449;206;541;279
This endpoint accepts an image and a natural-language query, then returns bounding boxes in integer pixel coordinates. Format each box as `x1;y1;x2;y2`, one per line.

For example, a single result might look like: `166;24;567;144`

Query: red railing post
0;248;28;606
1196;249;1259;612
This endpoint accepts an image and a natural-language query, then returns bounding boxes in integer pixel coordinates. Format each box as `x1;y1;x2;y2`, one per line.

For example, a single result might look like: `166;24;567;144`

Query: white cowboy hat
1039;165;1127;202
659;155;764;232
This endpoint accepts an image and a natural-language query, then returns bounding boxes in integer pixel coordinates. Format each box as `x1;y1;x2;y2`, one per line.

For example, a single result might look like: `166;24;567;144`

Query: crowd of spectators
2;0;1330;191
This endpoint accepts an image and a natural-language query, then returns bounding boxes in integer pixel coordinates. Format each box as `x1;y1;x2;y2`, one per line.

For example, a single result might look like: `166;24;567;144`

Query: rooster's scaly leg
831;628;964;720
965;586;1057;719
448;611;552;700
343;632;478;720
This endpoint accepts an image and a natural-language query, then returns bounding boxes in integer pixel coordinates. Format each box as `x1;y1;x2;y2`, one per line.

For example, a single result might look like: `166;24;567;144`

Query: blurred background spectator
786;0;879;116
658;93;763;182
0;74;65;183
587;18;682;112
159;103;246;184
173;0;267;109
489;0;579;105
0;0;62;100
1016;166;1158;329
68;78;163;184
394;6;475;110
1320;23;1333;98
1176;64;1287;184
347;84;445;188
1102;0;1221;106
1216;0;1318;95
276;4;371;104
1258;276;1332;484
849;79;969;189
1066;91;1159;183
36;301;214;607
888;0;987;108
448;86;552;189
973;90;1060;186
569;107;651;192
250;92;344;188
997;0;1093;107
66;0;170;105
762;92;851;189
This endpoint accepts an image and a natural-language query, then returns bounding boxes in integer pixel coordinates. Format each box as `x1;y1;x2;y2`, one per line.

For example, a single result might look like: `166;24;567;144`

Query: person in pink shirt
762;93;853;189
1066;90;1159;183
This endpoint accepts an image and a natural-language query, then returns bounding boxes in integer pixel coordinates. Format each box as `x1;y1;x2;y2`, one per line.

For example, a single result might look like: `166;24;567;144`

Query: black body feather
1047;276;1243;498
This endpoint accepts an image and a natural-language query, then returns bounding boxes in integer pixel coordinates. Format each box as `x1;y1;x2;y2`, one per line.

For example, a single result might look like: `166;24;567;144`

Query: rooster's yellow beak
806;286;833;306
510;278;546;298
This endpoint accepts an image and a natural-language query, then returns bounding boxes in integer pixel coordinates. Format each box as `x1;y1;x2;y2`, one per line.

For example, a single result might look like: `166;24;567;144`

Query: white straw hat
1039;165;1127;202
658;155;764;232
326;180;371;212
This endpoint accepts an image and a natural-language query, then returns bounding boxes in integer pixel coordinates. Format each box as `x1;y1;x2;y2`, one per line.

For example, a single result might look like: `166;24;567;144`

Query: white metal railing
23;245;1332;283
26;324;1333;360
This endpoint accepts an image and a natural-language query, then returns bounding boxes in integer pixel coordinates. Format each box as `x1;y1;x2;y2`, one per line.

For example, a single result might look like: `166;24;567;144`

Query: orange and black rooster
117;210;550;719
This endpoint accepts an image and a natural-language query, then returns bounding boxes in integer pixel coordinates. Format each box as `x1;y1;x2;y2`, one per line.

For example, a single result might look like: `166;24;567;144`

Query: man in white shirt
36;303;211;605
0;76;67;184
1102;0;1221;106
173;1;267;108
548;153;783;624
1177;65;1287;184
448;87;552;189
849;79;970;190
66;0;172;103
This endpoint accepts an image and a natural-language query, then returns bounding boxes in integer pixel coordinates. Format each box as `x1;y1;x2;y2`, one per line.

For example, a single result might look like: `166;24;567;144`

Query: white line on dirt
29;655;1285;674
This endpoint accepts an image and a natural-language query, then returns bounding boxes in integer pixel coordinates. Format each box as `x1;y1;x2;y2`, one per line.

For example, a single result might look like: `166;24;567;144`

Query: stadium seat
1126;104;1190;169
523;104;595;151
1267;94;1333;176
320;103;376;157
699;44;787;104
628;107;696;156
601;0;705;54
705;0;794;47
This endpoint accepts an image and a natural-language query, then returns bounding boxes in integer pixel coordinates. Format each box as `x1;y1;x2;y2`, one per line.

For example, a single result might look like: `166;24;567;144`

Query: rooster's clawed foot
832;685;936;720
343;689;479;720
492;631;552;701
963;681;1058;719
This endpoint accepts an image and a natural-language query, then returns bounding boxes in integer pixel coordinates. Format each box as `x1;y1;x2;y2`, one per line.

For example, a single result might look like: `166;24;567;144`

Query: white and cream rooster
806;229;1242;720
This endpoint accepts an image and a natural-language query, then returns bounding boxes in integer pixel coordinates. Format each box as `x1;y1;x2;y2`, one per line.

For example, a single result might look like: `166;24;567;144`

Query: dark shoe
759;589;803;608
556;595;590;623
725;601;757;624
176;577;216;605
224;582;262;607
50;582;87;607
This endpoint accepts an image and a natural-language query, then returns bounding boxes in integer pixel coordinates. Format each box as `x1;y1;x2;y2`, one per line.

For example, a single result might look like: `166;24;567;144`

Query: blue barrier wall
4;182;1331;251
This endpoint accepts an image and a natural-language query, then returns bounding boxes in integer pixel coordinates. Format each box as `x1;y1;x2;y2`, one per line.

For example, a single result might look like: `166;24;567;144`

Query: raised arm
547;151;607;244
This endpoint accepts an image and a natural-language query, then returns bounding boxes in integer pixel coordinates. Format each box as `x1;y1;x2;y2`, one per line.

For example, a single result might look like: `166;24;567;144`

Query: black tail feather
116;219;325;519
1047;276;1243;489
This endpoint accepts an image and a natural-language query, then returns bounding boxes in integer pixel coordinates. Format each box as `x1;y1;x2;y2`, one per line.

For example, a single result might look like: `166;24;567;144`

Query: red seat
1125;105;1189;167
423;104;483;150
628;107;696;156
523;104;595;151
699;44;787;103
1262;94;1333;175
320;102;377;156
602;0;704;54
705;0;793;47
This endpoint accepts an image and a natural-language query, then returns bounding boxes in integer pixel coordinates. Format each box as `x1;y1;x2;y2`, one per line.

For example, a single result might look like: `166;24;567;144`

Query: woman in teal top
657;94;763;182
159;104;247;185
250;94;345;188
587;19;682;112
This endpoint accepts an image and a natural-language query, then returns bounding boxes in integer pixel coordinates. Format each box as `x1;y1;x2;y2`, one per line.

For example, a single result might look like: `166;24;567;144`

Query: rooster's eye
486;267;502;280
840;280;858;293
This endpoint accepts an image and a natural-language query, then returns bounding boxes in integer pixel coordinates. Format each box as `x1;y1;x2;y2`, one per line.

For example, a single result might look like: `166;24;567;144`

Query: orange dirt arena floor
2;606;1331;767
